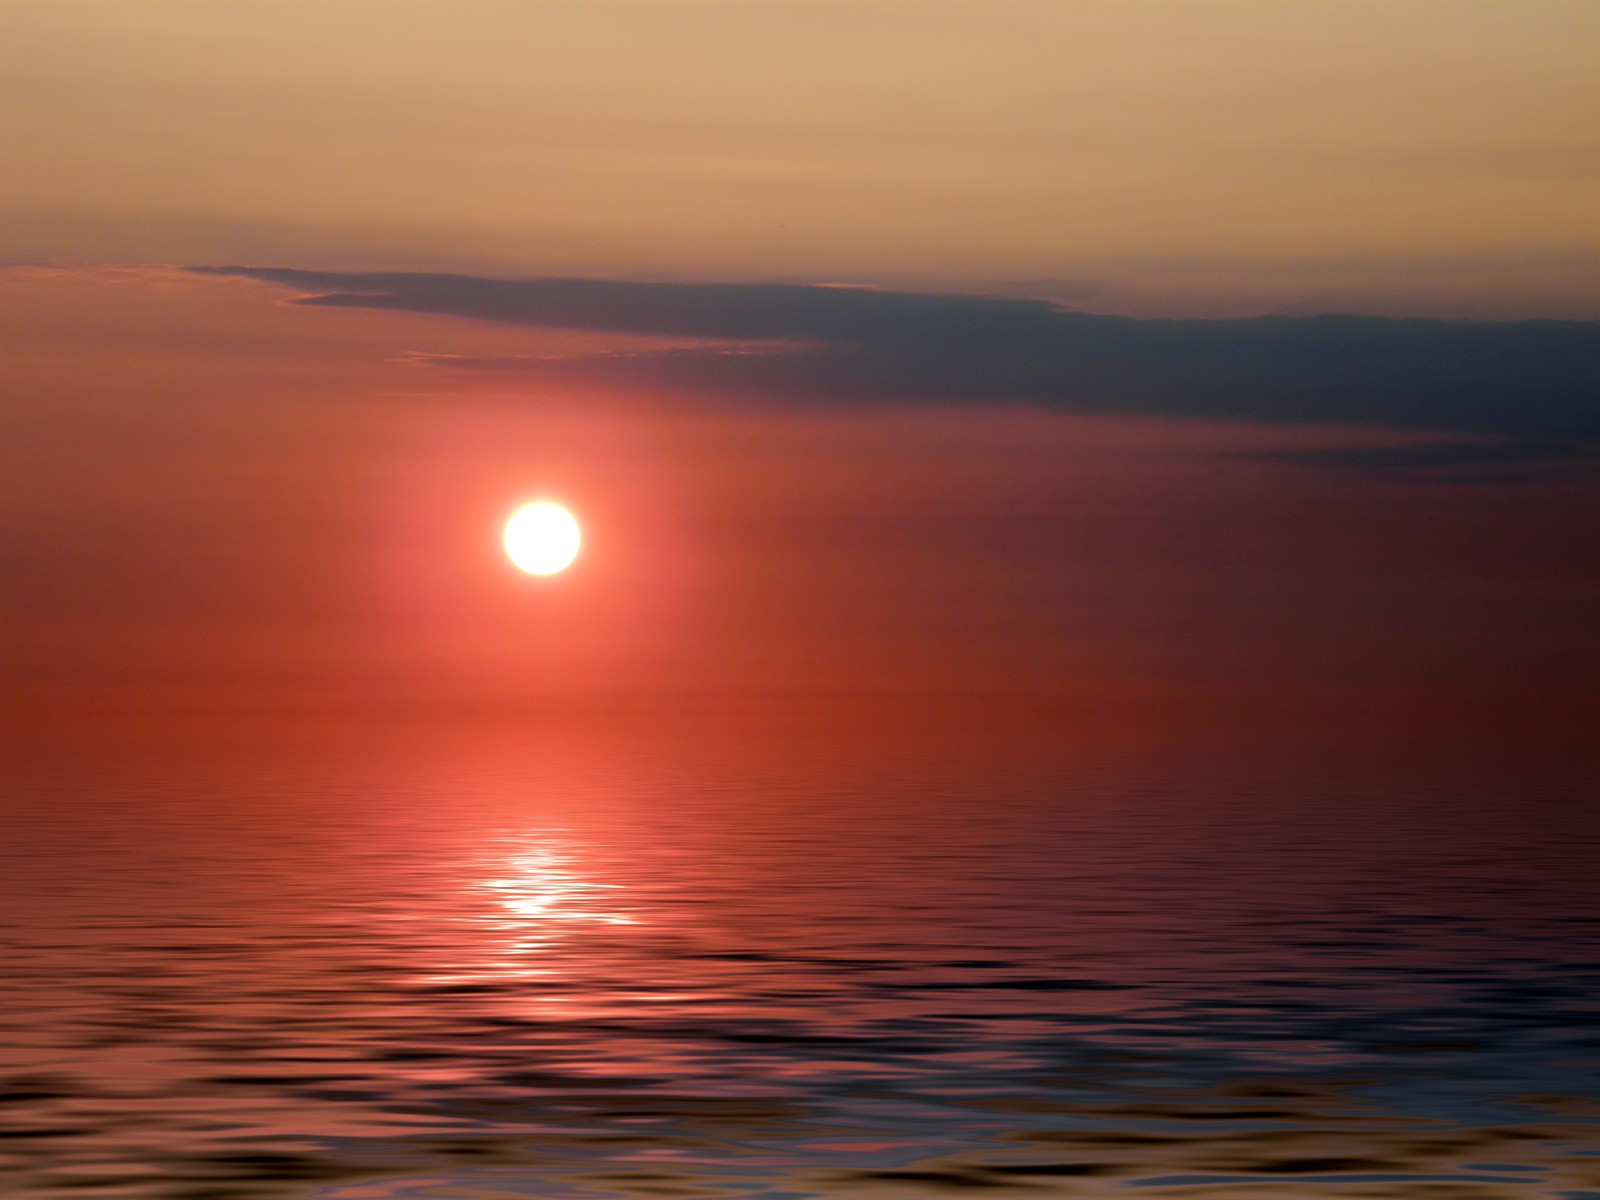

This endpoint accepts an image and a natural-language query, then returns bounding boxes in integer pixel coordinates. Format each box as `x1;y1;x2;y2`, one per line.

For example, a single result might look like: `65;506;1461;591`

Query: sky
2;1;1596;732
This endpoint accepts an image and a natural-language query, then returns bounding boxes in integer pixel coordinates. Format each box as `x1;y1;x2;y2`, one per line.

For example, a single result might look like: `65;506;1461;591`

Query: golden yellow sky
4;0;1596;314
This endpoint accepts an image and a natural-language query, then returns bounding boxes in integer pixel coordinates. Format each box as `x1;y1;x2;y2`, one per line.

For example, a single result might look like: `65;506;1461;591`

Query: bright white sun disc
504;502;581;575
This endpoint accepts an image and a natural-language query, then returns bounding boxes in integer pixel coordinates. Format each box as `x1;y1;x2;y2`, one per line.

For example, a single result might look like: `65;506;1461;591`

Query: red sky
4;268;1594;734
2;2;1595;737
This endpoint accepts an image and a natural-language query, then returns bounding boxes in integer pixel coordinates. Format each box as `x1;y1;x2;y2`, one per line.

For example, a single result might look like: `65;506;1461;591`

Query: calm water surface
2;724;1597;1199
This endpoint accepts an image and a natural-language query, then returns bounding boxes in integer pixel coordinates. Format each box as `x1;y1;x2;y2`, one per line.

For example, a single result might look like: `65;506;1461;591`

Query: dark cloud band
192;267;1600;447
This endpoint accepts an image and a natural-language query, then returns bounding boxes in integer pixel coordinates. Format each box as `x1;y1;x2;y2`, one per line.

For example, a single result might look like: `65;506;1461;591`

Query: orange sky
1;4;1595;732
4;1;1597;316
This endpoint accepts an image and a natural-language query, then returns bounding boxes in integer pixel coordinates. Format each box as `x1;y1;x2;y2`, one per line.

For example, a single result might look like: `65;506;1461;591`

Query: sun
504;502;581;575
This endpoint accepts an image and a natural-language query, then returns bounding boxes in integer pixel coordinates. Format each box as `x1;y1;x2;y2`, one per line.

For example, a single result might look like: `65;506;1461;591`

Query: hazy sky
6;0;1597;313
1;2;1596;726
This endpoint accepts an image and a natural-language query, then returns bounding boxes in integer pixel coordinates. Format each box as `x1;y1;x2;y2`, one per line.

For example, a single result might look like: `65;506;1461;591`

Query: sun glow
504;502;581;575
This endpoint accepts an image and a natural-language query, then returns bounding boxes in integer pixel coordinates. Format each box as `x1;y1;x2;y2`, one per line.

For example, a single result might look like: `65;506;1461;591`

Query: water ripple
1;728;1595;1197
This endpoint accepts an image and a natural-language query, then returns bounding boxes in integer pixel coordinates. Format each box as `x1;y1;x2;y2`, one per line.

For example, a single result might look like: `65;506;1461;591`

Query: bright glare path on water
478;842;634;938
0;727;1597;1199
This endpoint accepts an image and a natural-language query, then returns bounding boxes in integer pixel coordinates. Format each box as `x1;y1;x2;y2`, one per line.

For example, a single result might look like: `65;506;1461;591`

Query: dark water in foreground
2;725;1597;1199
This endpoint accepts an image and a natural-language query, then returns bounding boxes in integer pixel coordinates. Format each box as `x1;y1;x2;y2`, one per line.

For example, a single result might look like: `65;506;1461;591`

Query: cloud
192;267;1600;447
1225;437;1593;484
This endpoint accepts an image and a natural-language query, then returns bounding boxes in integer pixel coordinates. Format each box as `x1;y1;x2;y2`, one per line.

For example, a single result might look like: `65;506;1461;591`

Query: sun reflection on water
475;841;636;943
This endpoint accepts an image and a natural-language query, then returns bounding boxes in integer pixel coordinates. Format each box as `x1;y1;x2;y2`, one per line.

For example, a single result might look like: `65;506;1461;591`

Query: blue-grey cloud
192;267;1600;447
1224;437;1593;484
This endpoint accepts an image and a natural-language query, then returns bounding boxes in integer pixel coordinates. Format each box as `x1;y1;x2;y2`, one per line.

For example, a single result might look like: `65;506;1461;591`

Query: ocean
3;721;1596;1198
